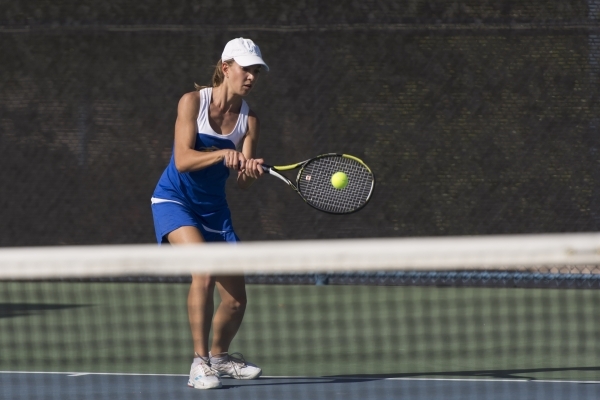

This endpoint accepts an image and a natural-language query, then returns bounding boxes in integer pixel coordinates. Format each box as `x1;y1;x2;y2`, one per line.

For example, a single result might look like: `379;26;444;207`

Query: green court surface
1;282;599;381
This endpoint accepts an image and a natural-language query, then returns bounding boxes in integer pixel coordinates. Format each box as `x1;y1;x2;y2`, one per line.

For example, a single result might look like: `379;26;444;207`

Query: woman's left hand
242;158;265;179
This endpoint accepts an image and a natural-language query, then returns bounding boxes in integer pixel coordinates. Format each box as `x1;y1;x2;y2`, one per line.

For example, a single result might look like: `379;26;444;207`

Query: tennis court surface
1;234;600;399
2;372;600;400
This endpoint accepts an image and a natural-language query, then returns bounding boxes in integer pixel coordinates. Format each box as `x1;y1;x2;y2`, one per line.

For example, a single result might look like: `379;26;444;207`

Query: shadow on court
326;366;600;381
0;303;88;318
216;376;380;390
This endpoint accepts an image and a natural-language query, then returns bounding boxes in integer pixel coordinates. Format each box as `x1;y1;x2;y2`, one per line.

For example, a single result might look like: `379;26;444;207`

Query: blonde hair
194;59;234;90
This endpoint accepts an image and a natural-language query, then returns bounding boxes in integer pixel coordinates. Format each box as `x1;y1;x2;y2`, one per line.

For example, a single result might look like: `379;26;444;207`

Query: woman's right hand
221;149;247;171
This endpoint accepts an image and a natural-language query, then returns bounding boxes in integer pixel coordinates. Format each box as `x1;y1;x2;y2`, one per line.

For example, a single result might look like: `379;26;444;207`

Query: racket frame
261;153;375;214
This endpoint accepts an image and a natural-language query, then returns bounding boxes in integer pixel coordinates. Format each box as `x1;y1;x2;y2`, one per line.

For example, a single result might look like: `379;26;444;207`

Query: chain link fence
1;1;599;246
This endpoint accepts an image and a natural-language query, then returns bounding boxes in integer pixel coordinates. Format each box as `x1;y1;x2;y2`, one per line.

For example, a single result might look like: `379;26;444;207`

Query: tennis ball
331;171;349;189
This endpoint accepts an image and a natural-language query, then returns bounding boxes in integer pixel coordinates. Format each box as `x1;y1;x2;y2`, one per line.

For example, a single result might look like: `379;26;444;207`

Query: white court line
1;371;599;384
0;371;186;377
386;377;600;384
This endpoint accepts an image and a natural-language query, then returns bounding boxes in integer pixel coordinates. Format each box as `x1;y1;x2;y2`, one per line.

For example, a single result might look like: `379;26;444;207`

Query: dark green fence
1;1;599;245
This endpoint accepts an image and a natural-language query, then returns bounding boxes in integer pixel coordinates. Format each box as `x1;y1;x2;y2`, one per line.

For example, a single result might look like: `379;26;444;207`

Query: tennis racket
260;153;375;214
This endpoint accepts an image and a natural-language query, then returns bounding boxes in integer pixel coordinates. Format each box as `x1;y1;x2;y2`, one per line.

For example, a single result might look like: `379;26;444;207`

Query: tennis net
1;233;600;399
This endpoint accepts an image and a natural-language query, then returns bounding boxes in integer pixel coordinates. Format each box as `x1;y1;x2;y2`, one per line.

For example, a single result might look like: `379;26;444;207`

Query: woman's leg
210;275;247;355
209;275;261;380
167;226;214;358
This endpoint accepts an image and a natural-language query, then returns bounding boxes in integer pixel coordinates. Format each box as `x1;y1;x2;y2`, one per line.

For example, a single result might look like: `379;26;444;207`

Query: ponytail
194;59;233;90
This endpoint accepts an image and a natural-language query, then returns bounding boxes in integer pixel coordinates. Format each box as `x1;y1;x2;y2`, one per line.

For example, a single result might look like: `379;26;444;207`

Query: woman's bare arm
173;92;245;172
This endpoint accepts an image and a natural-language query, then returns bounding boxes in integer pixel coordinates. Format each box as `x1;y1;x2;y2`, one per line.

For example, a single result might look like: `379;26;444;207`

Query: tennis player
151;38;267;390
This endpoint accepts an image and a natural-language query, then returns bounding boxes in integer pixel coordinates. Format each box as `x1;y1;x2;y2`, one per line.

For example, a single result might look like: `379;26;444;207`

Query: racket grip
225;159;271;172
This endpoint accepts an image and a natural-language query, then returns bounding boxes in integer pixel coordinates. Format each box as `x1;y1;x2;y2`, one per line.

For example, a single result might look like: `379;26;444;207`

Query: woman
151;37;267;390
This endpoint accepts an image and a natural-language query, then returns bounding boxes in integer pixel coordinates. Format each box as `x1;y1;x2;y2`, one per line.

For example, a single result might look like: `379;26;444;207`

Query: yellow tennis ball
331;171;349;189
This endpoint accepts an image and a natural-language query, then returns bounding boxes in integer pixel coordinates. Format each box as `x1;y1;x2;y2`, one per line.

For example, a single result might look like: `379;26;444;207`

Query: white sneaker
187;358;222;389
210;352;262;380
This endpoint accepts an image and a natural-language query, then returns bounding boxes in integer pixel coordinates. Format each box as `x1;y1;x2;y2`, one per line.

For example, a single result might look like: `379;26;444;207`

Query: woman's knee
215;276;247;311
221;295;247;313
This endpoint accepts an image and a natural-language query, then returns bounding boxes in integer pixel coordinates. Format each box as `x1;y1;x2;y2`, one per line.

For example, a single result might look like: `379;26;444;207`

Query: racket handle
224;159;270;171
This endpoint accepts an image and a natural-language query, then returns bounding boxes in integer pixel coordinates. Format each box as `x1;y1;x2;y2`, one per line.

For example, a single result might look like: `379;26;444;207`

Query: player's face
226;62;261;95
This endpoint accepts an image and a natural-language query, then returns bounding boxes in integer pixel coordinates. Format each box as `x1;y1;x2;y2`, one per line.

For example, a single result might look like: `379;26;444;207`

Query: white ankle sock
192;354;209;366
210;352;229;364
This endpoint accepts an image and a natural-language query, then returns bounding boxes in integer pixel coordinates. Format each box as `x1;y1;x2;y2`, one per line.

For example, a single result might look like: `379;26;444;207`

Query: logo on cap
241;39;258;55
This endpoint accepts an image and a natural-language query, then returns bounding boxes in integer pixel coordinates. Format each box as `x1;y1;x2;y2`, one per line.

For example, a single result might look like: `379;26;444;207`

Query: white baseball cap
221;38;269;71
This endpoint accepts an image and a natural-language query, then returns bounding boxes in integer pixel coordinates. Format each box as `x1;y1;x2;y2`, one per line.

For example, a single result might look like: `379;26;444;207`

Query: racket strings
298;156;374;213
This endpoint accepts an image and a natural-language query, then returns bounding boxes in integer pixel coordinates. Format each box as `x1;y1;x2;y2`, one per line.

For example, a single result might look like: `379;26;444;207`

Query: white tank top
197;87;248;149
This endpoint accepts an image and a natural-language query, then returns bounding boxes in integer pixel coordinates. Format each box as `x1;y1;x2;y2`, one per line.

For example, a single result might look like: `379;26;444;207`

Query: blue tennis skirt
151;199;240;244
